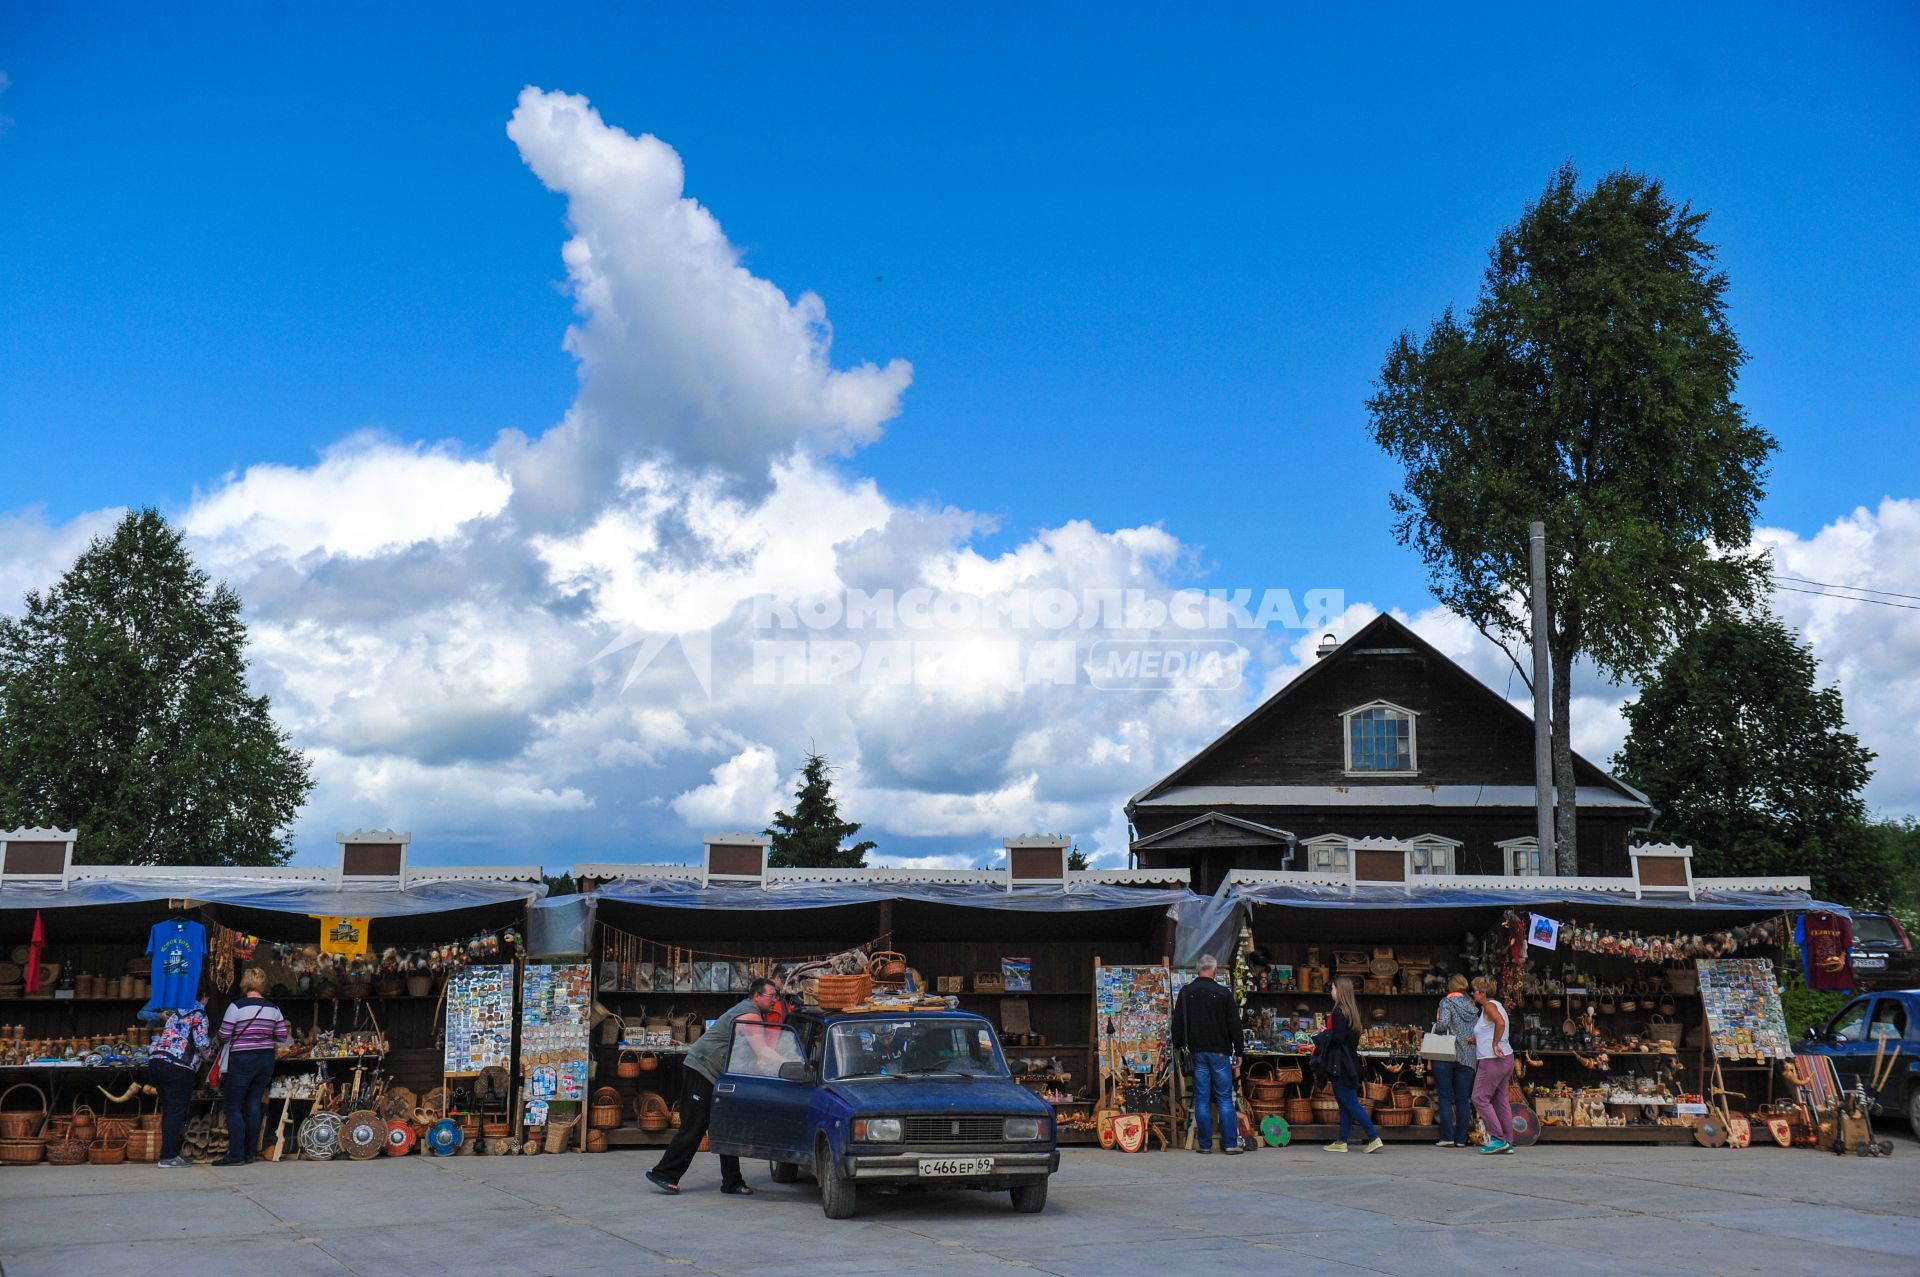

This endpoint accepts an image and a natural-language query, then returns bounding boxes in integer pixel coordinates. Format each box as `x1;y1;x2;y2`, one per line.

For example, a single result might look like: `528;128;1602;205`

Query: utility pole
1528;522;1554;872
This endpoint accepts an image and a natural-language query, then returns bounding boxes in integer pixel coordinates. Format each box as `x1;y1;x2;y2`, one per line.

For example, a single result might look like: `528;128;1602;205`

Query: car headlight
853;1118;901;1142
1003;1117;1049;1141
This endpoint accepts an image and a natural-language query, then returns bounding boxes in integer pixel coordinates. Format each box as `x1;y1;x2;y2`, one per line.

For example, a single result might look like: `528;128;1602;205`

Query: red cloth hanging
24;911;46;994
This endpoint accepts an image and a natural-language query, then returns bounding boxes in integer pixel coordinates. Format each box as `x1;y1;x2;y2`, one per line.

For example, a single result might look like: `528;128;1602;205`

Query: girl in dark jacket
1319;976;1382;1153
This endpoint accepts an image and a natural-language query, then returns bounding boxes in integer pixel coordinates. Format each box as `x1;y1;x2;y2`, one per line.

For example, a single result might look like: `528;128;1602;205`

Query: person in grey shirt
1431;974;1479;1147
647;978;780;1196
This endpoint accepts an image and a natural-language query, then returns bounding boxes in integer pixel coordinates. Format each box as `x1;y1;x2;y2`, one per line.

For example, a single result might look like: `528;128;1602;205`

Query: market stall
1178;844;1843;1148
575;836;1193;1147
0;829;543;1167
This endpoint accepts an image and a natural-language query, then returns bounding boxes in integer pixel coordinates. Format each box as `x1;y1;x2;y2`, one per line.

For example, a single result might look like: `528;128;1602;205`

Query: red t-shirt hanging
1801;911;1853;991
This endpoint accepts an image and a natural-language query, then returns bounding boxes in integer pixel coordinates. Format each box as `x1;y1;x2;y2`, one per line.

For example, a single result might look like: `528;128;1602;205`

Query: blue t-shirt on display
140;919;207;1020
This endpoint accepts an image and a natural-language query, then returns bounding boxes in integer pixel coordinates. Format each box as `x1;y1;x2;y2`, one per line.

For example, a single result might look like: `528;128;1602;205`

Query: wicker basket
1375;1108;1414;1127
88;1136;127;1165
1363;1080;1390;1104
636;1091;673;1133
69;1104;97;1143
0;1082;46;1140
0;1137;45;1164
481;1120;511;1140
46;1133;88;1166
124;1126;162;1163
815;972;873;1010
544;1121;572;1153
588;1088;624;1129
616;1048;644;1078
96;1115;133;1143
1285;1097;1314;1125
584;1130;608;1153
1412;1106;1435;1126
1310;1097;1342;1121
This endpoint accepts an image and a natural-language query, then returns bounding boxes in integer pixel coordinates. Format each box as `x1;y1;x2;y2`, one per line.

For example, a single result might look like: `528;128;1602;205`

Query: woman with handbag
146;986;212;1167
1316;976;1382;1153
1428;974;1478;1147
1468;976;1516;1155
214;967;291;1166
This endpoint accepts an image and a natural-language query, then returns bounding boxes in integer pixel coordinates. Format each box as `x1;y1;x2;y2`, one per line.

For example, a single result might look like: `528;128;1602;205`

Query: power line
1776;575;1920;605
1774;583;1920;613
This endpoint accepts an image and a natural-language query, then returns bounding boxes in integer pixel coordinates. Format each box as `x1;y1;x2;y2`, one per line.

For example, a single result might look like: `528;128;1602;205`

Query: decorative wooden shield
1693;1115;1726;1148
340;1110;384;1160
1507;1105;1540;1147
1112;1114;1147;1153
1726;1116;1751;1149
1260;1115;1291;1147
384;1120;417;1156
1765;1117;1792;1148
297;1112;341;1160
1096;1109;1116;1150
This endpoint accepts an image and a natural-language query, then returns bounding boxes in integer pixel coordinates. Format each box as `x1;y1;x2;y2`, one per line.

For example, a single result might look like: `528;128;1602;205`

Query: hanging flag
24;911;46;993
1527;913;1561;950
314;915;372;957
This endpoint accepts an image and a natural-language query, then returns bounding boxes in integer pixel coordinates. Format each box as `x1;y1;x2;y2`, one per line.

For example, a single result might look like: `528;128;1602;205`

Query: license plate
918;1156;993;1177
1853;958;1886;969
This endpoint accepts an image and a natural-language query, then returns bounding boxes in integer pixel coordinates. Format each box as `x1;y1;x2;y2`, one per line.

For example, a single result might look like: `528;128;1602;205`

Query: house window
1343;703;1416;773
1309;843;1350;873
1503;840;1544;877
1409;844;1452;876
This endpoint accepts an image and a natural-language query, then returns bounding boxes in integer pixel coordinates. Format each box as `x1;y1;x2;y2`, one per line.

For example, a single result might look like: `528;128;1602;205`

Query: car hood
825;1076;1053;1117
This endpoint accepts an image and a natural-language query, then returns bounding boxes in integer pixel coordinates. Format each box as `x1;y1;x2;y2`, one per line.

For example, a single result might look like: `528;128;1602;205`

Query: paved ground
2;1143;1915;1277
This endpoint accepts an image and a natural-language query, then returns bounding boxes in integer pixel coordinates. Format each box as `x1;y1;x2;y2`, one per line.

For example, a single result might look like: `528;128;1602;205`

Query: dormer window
1497;837;1545;877
1408;834;1460;876
1302;835;1350;873
1341;701;1418;775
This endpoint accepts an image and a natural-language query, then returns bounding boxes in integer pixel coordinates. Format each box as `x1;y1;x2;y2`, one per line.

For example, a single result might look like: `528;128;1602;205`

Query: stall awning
0;874;544;918
588;875;1194;915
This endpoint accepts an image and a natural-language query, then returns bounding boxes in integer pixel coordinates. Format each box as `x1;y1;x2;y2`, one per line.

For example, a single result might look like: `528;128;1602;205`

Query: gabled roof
1128;613;1647;810
1130;812;1297;850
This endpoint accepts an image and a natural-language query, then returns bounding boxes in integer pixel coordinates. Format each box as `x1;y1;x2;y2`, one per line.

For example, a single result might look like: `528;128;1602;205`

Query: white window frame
1496;837;1546;878
1339;700;1419;776
1407;834;1460;876
1301;835;1351;874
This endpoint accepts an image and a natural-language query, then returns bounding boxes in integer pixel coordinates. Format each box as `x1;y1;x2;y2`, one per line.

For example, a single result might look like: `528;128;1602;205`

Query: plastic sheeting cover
0;875;544;919
528;893;595;957
589;876;1194;915
1170;879;1848;968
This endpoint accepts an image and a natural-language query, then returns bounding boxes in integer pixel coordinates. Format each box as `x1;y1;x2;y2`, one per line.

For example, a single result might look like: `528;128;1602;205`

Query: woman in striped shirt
215;967;291;1166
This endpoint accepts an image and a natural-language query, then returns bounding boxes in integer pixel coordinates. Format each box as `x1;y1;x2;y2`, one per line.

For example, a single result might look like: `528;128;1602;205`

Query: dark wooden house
1126;614;1651;894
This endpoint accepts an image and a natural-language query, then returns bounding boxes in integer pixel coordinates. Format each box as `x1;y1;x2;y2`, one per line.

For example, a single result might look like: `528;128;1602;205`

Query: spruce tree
0;509;313;865
764;753;876;868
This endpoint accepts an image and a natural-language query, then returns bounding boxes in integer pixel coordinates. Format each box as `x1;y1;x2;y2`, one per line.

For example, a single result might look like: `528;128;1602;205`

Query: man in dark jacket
1171;954;1243;1153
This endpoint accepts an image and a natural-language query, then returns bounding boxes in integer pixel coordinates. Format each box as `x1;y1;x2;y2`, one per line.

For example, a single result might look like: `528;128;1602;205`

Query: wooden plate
1693;1115;1726;1148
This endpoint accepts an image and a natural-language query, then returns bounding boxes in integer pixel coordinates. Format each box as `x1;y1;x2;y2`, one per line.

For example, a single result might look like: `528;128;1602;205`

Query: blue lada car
708;1007;1059;1218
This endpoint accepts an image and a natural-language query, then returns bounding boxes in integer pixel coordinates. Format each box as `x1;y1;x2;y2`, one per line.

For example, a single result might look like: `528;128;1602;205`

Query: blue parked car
708;1008;1059;1218
1797;988;1920;1140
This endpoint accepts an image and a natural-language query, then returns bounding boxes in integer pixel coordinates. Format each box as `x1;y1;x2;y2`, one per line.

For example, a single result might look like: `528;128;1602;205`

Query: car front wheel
769;1159;800;1183
817;1140;857;1219
1010;1179;1048;1213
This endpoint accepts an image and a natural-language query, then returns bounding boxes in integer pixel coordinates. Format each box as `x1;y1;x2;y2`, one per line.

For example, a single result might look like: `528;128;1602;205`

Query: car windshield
825;1018;1008;1080
1853;916;1903;947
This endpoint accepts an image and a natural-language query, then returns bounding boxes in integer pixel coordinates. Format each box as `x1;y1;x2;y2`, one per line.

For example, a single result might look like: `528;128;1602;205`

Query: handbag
1419;1031;1458;1062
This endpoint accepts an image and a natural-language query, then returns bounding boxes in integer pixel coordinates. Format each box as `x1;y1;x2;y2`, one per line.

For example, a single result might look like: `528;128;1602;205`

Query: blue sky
2;4;1918;865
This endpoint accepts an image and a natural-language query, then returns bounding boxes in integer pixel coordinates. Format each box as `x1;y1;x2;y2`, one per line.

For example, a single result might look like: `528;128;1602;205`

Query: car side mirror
778;1060;815;1084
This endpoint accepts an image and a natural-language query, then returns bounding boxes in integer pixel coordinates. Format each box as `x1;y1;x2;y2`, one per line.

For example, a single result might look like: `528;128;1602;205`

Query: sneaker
1479;1139;1510;1155
1434;1140;1457;1147
156;1156;190;1168
645;1170;680;1194
1223;1144;1244;1155
1322;1141;1348;1152
1362;1137;1384;1154
1195;1145;1213;1154
1497;1142;1516;1154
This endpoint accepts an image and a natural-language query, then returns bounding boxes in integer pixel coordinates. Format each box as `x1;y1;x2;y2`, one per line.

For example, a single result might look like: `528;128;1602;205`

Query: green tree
1368;163;1776;872
0;509;312;865
1067;841;1091;872
764;752;876;868
1613;611;1875;904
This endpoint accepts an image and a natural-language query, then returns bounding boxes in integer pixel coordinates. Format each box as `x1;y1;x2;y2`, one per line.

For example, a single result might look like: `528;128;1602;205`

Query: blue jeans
1192;1052;1238;1150
1433;1060;1475;1145
1331;1075;1377;1143
221;1049;274;1162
